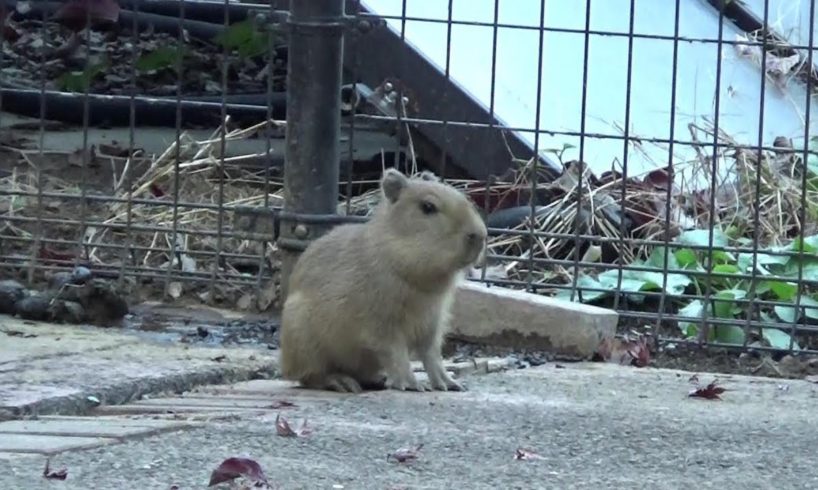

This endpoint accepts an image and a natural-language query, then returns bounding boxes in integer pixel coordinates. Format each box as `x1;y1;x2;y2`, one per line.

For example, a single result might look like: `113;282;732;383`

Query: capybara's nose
466;232;482;245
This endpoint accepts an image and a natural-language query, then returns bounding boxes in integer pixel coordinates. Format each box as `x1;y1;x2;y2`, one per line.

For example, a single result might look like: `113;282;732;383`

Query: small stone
0;279;26;314
71;266;92;284
58;278;128;326
15;294;53;322
48;299;87;324
49;271;74;290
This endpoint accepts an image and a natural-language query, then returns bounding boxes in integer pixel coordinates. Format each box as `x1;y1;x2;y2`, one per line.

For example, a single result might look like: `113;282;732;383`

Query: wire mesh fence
1;0;817;358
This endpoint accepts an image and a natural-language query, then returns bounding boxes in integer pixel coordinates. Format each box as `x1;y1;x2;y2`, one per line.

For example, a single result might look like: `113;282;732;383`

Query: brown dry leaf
275;413;310;437
67;146;98;167
42;459;68;480
387;444;423;464
268;400;296;409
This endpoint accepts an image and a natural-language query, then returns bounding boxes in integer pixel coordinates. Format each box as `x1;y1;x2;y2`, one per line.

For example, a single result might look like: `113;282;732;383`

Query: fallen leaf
275;413;310;437
207;457;268;487
268;400;296;409
626;336;651;368
66;146;97;167
514;448;545;461
167;281;183;299
1;329;37;338
43;459;68;480
387;444;423;464
150;183;166;198
211;355;227;363
688;379;727;400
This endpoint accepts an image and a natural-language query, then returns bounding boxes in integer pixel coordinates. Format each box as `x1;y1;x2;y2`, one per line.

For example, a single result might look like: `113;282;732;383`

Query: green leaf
679;300;704;337
761;327;801;350
136;45;186;73
775;304;797;323
554;275;610;303
769;281;798;301
674;248;698;268
713;325;746;345
646;246;678;270
710;250;736;264
712;264;739;275
712;289;746;318
213;19;272;59
791;234;818;254
775;295;818;322
677;229;729;248
57;59;108;92
783;260;818;281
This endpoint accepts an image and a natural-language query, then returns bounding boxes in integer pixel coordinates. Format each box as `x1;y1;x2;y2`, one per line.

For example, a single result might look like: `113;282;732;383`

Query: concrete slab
134;396;288;409
0;316;278;417
0;321;141;364
0;434;116;454
91;404;258;416
450;281;618;359
0;417;193;439
2;362;817;488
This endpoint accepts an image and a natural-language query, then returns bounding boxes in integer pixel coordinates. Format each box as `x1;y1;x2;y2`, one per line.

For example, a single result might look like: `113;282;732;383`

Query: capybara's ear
416;170;438;182
381;168;409;203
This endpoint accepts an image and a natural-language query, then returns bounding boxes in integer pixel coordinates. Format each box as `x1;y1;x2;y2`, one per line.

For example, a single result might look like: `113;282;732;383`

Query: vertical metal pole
280;0;345;299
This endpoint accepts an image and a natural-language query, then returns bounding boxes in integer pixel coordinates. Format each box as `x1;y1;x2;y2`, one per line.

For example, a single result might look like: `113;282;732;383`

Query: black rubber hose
0;89;283;127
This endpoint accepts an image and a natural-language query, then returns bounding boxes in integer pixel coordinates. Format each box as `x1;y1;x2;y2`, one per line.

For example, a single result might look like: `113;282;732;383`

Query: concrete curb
450;281;618;359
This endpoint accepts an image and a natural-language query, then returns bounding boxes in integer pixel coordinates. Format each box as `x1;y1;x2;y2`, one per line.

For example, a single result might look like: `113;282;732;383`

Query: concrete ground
2;315;818;489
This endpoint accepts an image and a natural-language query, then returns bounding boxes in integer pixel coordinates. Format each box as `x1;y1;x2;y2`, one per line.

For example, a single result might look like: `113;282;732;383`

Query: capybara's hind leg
301;373;363;393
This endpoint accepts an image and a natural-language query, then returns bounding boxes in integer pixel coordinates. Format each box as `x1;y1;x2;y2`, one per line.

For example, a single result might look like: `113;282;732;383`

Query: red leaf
149;183;165;198
688;379;727;400
42;459;68;480
627;336;651;368
53;0;121;30
275;413;310;437
514;448;545;461
207;457;268;487
275;413;296;437
387;444;423;464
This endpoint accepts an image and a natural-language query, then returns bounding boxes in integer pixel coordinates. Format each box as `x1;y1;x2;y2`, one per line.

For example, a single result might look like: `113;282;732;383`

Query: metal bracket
232;206;368;253
250;8;384;36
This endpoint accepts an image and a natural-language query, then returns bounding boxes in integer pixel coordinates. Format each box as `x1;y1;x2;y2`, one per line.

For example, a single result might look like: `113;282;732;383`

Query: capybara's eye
419;200;437;215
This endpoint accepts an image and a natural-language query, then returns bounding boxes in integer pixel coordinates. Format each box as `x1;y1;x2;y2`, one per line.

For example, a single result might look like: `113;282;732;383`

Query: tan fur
279;168;488;393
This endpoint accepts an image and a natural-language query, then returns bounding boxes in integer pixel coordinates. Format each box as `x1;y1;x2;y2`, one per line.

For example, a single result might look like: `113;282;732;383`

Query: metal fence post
279;0;346;299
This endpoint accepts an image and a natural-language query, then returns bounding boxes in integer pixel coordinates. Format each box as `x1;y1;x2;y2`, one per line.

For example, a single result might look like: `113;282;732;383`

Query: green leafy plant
135;45;187;74
57;58;108;92
214;18;278;59
558;228;818;351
